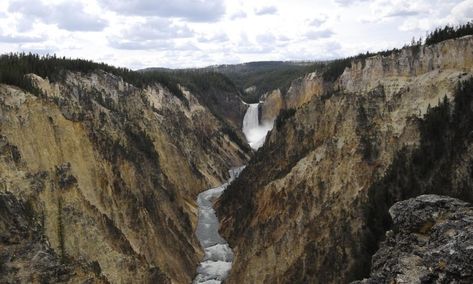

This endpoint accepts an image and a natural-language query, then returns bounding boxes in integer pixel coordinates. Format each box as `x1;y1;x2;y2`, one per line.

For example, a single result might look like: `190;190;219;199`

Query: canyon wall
0;71;250;283
218;35;473;283
260;72;327;124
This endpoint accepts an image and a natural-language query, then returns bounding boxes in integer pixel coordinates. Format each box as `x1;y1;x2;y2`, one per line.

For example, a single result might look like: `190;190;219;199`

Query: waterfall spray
242;103;273;150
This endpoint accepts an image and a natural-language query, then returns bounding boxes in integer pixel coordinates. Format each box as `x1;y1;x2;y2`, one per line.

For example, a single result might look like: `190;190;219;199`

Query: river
192;167;244;284
193;102;272;283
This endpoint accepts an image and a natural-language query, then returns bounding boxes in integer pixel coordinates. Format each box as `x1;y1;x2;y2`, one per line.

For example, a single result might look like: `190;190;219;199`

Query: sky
0;0;472;69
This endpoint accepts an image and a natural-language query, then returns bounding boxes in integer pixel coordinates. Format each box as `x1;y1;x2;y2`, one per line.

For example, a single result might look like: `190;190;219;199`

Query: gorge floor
193;167;244;283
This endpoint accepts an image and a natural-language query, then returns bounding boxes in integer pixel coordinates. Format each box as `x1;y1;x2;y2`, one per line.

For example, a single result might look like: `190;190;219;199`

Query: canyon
0;69;249;283
218;35;473;283
1;34;473;284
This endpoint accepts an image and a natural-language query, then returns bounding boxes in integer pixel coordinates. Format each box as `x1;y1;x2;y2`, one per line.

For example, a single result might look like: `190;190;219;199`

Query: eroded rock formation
0;70;249;283
0;191;108;283
218;36;473;283
354;195;473;284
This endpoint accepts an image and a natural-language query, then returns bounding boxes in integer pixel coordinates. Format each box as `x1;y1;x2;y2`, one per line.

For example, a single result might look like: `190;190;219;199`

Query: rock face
0;71;249;283
284;72;327;109
260;89;284;123
355;195;473;284
260;72;327;123
0;191;107;283
261;35;473;124
218;36;473;283
178;74;249;132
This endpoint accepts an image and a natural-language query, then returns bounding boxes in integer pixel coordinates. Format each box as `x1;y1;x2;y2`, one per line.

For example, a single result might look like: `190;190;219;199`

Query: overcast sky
0;0;472;69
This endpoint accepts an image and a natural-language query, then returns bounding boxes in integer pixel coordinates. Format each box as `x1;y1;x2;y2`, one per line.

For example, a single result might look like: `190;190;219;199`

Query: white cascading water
193;103;272;283
242;103;273;150
193;167;245;284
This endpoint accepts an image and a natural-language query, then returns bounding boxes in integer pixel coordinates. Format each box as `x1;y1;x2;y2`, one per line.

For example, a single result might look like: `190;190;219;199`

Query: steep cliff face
0;70;249;283
0;191;107;283
180;73;249;132
260;72;327;124
260;89;284;123
262;35;473;124
218;36;473;283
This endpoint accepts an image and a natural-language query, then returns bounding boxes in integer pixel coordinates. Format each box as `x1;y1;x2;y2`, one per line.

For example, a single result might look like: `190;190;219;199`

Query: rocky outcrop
354;195;473;284
218;36;473;283
285;72;328;109
339;35;473;94
260;89;284;123
260;72;328;123
0;70;249;283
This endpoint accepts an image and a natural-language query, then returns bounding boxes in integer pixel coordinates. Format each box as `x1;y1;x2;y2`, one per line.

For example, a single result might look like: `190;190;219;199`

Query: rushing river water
193;167;244;284
193;102;273;283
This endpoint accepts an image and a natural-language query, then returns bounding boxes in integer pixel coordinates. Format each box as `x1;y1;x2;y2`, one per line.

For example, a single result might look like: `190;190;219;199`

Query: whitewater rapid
193;167;244;284
193;104;271;283
242;103;273;150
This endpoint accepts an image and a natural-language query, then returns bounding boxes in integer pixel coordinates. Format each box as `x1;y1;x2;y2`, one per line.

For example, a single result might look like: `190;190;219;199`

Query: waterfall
242;103;273;150
193;103;272;283
242;103;260;135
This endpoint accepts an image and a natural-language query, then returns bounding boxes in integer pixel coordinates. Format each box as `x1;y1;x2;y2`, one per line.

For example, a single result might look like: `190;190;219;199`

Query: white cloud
334;0;369;6
18;44;57;55
99;0;225;22
255;6;278;16
305;29;334;40
199;33;229;43
8;0;107;32
108;18;195;50
0;0;468;69
308;15;329;28
386;9;422;18
449;0;473;23
358;0;432;24
124;18;193;41
108;40;171;51
0;33;46;43
230;11;247;20
256;33;277;45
